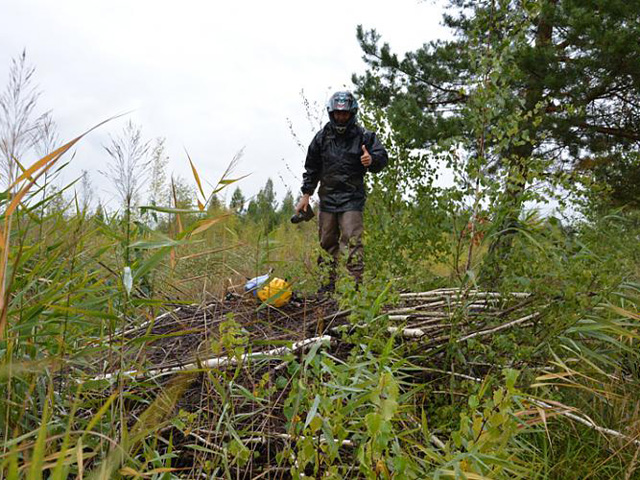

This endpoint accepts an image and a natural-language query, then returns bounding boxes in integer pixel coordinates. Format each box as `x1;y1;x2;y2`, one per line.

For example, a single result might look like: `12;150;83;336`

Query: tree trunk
481;0;556;285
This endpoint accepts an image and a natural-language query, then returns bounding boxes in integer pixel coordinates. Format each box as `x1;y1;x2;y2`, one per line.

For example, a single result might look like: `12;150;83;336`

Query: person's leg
318;211;340;291
338;211;364;283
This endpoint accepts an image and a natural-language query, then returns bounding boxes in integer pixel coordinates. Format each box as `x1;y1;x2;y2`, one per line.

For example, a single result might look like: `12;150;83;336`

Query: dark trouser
318;210;364;286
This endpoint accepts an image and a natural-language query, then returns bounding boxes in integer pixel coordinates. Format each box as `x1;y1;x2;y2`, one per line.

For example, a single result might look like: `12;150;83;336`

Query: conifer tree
279;190;295;222
248;178;279;232
355;0;640;280
229;186;246;214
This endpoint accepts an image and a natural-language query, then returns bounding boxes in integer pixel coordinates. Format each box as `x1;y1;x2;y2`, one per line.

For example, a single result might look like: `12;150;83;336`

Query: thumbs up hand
361;145;372;167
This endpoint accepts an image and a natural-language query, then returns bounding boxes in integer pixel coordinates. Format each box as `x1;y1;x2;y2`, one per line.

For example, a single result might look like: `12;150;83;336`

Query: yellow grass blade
439;470;493;480
77;438;84;480
535;406;553;446
0;218;10;339
609;304;640;321
118;467;142;478
534;371;575;381
84;393;118;433
186;151;206;202
10;139;77;194
189;215;228;237
170;247;176;270
212;173;251;194
10;116;119;190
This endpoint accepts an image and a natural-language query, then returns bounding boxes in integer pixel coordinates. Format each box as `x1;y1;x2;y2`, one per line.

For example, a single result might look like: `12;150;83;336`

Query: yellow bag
257;277;292;308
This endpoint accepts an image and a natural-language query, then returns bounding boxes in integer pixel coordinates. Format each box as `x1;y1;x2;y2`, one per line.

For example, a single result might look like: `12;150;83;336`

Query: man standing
295;91;388;291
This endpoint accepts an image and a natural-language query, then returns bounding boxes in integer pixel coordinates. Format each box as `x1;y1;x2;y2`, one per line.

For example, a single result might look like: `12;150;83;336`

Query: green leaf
130;237;194;249
504;369;519;391
380;398;398;421
275;376;288;389
304;395;321;429
309;415;323;433
139;205;204;215
365;412;382;436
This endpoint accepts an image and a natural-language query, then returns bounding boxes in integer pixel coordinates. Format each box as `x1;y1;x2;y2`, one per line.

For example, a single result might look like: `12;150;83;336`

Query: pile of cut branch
78;287;545;477
387;288;537;346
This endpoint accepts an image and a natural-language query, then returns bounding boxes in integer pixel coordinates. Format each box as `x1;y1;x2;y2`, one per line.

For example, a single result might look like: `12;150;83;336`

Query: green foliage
359;101;453;288
245;178;279;233
229;186;245;213
442;370;529;479
355;0;640;278
279;189;295;222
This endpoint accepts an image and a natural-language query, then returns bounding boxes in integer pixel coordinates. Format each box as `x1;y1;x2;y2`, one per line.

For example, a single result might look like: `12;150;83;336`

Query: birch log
86;335;333;382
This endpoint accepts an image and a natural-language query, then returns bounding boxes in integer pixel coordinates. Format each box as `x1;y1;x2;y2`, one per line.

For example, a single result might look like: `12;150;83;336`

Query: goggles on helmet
327;91;358;114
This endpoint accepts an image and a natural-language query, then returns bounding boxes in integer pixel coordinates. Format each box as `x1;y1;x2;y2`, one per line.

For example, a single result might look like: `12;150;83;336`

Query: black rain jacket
301;122;388;212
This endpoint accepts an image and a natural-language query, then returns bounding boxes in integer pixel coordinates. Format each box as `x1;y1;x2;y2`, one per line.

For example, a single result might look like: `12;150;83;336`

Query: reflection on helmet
327;91;358;114
327;91;358;134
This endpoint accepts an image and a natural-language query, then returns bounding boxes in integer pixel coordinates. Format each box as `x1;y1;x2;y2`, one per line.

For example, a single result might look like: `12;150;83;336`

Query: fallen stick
389;312;450;321
400;291;529;300
189;431;223;451
233;431;445;451
85;335;333;382
240;432;355;448
423;312;540;346
412;368;640;448
399;291;463;299
407;317;450;328
386;298;495;315
456;312;540;343
116;308;182;338
466;303;495;309
321;310;351;323
117;300;225;339
114;303;198;338
530;399;640;447
387;300;449;314
388;325;448;338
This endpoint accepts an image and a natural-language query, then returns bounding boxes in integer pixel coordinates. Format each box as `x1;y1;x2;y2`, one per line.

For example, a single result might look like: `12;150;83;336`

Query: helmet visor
327;92;357;113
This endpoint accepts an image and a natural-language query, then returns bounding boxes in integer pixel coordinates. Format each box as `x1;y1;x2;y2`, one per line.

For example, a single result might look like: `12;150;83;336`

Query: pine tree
94;202;105;223
279;190;295;222
207;193;222;214
229;186;246;214
354;0;640;279
248;178;279;232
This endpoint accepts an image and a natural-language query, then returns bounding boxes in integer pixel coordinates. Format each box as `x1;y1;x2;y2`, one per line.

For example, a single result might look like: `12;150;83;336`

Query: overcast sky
0;0;446;210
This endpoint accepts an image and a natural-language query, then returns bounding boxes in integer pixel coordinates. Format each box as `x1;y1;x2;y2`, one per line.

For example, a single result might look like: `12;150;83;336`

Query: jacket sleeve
365;131;388;174
301;131;323;195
